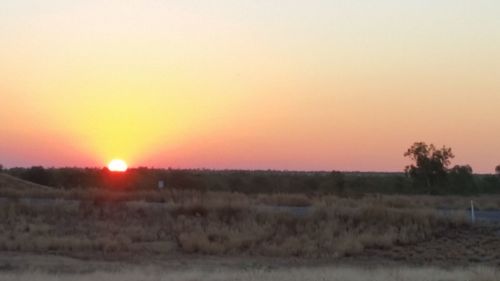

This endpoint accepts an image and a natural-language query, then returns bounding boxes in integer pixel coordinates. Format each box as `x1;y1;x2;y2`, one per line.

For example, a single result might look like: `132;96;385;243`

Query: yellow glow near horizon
108;159;128;172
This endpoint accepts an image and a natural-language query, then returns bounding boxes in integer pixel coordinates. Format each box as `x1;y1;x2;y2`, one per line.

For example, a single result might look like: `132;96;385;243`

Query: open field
0;195;469;258
0;173;473;259
2;172;500;281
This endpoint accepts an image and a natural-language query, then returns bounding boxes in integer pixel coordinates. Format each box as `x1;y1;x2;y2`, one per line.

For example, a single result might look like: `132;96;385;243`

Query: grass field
0;196;468;257
0;171;470;259
1;172;500;279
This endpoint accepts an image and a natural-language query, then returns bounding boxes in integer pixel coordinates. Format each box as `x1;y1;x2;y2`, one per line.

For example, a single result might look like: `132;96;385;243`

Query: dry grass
0;194;468;258
0;265;498;281
0;172;485;261
313;193;500;211
256;193;312;206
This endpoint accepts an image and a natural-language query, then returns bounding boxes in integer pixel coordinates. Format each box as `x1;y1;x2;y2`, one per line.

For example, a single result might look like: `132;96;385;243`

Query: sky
1;0;500;172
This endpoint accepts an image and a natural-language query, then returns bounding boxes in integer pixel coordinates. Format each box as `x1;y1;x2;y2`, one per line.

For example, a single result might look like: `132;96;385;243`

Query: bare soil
358;223;500;266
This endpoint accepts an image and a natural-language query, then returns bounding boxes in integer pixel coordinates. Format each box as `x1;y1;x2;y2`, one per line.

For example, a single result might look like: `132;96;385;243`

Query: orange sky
1;1;500;172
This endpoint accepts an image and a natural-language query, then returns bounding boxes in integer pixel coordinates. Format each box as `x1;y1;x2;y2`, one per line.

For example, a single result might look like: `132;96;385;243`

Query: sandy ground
0;252;498;281
359;223;500;266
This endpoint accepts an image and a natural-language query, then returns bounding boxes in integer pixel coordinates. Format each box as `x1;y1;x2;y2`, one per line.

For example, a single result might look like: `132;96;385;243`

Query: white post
470;200;476;224
158;180;165;189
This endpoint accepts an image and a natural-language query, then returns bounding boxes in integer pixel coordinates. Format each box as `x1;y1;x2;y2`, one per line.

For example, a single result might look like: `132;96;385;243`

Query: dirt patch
357;223;500;266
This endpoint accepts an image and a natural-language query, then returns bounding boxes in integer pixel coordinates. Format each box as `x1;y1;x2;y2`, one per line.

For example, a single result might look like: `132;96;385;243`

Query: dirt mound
0;173;50;191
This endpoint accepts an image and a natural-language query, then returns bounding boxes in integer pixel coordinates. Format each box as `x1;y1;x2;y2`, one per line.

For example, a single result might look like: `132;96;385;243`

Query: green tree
404;142;454;189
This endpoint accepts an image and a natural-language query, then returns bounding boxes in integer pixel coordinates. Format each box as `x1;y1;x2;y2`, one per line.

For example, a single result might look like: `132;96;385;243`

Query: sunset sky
1;1;499;172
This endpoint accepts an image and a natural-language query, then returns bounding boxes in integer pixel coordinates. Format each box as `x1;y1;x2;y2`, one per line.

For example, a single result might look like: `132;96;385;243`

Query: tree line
1;142;499;195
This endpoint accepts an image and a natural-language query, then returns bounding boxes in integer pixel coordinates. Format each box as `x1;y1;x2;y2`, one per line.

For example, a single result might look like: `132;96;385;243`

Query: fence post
470;200;476;224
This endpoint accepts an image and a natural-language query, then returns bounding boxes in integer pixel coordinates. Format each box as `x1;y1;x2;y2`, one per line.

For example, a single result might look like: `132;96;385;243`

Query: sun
108;159;128;172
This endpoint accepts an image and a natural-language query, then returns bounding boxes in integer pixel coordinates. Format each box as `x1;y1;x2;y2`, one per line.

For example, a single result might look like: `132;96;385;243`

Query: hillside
0;173;52;197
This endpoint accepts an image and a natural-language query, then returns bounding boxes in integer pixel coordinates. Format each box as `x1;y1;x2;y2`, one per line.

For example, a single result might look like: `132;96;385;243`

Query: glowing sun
108;159;128;172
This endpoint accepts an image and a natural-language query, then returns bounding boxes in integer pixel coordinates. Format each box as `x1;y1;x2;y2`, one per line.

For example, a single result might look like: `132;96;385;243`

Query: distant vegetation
0;167;426;194
1;142;499;195
1;168;498;196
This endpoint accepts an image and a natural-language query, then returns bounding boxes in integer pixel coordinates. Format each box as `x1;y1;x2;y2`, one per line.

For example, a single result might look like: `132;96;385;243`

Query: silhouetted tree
496;165;500;177
450;164;473;176
330;171;346;194
448;165;476;194
303;177;319;193
23;166;51;186
404;142;454;189
228;175;245;192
